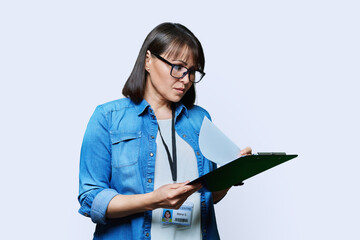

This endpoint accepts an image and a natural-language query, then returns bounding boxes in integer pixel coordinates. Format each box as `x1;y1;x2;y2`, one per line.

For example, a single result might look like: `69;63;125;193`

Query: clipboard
189;153;298;192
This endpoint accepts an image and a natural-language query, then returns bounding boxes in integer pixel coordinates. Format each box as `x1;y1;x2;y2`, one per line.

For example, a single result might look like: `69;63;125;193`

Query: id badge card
161;202;194;227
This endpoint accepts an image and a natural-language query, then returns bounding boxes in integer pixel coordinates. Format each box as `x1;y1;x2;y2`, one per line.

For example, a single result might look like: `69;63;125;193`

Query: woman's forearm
106;182;202;219
106;192;156;219
212;188;231;204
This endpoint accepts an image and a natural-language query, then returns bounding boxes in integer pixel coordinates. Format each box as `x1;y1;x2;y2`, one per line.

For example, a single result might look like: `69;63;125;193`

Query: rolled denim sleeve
78;105;118;224
90;189;119;224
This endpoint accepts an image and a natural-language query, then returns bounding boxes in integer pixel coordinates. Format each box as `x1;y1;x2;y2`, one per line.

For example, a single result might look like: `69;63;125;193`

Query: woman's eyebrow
172;59;188;66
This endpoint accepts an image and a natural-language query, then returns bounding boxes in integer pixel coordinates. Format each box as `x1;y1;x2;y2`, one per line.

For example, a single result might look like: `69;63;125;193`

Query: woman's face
144;48;194;104
165;211;171;219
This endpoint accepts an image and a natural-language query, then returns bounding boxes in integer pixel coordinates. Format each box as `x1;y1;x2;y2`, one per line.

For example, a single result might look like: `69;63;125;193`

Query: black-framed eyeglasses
152;53;205;83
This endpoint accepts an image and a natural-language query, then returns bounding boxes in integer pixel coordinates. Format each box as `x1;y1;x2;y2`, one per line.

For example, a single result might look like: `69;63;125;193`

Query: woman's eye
173;65;184;71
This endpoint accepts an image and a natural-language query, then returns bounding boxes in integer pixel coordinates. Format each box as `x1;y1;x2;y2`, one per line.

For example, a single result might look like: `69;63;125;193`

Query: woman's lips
174;88;185;94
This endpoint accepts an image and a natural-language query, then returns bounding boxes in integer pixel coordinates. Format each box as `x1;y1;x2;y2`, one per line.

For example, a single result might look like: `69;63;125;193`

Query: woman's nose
179;72;190;84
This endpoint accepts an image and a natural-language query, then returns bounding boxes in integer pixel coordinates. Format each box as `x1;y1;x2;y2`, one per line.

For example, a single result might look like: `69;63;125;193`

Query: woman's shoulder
95;98;136;115
91;98;141;131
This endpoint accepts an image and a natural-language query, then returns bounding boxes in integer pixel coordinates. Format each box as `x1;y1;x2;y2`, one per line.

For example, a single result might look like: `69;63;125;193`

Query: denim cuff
90;189;119;224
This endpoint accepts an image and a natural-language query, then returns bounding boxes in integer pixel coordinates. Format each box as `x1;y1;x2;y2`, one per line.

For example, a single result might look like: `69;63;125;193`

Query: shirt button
183;134;186;138
146;233;149;237
201;201;206;206
152;116;155;120
150;152;154;157
197;151;200;156
151;135;155;139
148;178;152;183
84;213;88;217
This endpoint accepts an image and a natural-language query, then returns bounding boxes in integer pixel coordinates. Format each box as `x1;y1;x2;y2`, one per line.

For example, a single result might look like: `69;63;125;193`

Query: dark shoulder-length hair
122;22;205;109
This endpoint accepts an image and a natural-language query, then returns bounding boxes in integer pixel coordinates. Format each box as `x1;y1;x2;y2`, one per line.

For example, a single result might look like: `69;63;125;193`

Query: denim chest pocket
110;130;142;168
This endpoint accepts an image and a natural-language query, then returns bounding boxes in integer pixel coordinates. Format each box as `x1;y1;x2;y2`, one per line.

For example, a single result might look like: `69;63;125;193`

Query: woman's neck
144;95;172;120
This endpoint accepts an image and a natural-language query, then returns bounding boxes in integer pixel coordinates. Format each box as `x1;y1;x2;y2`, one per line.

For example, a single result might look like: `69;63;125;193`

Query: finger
167;185;202;209
174;181;201;192
186;187;201;196
169;182;189;189
186;182;202;190
182;180;202;189
173;184;200;197
240;146;252;156
183;184;202;196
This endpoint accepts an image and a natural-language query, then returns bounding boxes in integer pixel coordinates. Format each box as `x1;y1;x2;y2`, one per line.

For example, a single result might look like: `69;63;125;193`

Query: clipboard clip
257;152;286;155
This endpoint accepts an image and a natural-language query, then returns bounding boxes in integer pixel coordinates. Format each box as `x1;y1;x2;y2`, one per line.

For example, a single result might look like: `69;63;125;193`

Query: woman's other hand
240;146;252;156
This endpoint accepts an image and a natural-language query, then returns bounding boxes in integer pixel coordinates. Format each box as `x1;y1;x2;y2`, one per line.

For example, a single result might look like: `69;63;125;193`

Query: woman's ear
145;50;151;72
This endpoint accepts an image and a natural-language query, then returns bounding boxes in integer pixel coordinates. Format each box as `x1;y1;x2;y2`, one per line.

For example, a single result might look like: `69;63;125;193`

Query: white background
1;1;359;239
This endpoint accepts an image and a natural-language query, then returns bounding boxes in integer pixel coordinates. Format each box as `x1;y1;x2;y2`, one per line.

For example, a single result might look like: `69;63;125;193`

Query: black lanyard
157;108;177;182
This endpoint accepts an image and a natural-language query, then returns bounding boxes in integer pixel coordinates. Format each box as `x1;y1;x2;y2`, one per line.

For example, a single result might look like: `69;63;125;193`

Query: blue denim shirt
78;98;220;240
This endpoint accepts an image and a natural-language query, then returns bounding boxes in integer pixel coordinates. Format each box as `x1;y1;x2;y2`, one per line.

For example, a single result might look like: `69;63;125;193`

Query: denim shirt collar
134;98;189;118
173;101;189;119
134;99;150;116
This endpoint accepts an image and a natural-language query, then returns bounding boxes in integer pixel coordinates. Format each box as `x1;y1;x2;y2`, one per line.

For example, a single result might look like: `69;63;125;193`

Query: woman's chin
167;95;183;103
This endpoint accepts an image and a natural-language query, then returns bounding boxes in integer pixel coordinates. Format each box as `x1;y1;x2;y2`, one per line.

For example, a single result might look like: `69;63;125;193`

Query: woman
78;22;251;240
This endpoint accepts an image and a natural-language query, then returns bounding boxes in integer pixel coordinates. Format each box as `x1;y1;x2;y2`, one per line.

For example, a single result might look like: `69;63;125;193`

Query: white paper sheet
199;117;241;165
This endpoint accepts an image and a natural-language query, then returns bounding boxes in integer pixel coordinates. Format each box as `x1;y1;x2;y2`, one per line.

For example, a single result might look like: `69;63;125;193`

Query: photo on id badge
162;209;173;223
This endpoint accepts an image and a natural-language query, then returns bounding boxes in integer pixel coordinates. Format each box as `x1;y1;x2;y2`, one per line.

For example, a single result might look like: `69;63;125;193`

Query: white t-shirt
151;119;202;240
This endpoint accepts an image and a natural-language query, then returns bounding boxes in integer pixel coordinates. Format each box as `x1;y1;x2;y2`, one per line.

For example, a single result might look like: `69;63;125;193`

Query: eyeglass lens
171;66;203;83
